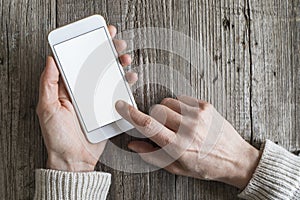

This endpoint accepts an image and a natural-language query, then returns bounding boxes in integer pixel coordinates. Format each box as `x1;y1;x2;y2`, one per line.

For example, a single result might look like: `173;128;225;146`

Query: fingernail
125;72;138;84
115;100;125;110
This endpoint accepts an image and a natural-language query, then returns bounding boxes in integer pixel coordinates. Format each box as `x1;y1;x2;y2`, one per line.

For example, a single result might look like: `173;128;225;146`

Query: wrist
47;152;96;172
225;142;261;189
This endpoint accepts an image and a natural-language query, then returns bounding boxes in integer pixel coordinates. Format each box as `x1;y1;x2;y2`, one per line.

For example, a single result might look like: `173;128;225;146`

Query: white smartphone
48;15;136;143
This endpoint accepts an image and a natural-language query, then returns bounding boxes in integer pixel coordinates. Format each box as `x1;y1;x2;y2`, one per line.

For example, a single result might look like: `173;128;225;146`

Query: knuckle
142;116;153;128
149;104;162;116
199;101;213;110
163;135;174;145
154;132;175;147
40;76;50;86
161;98;172;105
129;105;144;125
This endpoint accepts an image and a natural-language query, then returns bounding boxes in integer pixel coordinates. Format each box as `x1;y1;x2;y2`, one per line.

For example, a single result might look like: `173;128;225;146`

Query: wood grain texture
249;0;300;151
0;0;56;199
0;0;299;199
184;0;251;199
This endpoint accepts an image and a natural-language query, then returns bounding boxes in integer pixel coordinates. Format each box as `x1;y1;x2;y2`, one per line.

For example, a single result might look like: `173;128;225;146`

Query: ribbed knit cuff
238;140;300;200
34;169;111;200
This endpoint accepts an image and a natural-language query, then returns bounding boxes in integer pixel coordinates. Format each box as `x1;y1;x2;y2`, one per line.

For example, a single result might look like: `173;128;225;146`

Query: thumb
38;56;60;105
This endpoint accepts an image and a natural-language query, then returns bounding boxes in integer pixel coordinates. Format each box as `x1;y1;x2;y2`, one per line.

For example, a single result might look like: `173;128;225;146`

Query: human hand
115;96;260;189
36;25;137;172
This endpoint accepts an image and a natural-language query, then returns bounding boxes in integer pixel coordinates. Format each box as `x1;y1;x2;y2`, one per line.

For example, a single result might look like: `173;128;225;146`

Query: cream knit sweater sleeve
34;140;300;200
239;140;300;199
34;169;111;200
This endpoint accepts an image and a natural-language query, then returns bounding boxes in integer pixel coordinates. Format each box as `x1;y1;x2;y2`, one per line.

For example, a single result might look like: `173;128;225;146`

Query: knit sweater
34;140;300;200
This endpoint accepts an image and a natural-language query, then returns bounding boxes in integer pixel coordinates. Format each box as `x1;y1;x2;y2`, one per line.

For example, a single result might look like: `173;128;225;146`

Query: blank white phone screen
53;27;133;132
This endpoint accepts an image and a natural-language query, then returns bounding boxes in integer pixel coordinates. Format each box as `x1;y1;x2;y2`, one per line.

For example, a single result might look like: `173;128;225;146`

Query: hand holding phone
36;23;137;171
48;15;137;143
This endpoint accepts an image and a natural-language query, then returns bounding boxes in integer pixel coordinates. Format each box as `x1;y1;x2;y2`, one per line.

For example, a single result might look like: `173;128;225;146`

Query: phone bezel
48;15;136;143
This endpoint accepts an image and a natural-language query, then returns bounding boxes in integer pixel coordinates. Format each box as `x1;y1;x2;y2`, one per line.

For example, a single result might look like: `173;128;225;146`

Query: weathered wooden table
1;0;299;199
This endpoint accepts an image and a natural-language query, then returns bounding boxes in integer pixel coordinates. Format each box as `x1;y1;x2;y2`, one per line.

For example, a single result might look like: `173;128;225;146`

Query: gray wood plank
249;0;300;151
1;0;299;199
0;0;10;198
55;0;300;199
0;0;56;199
182;0;251;199
293;0;300;153
188;0;252;142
